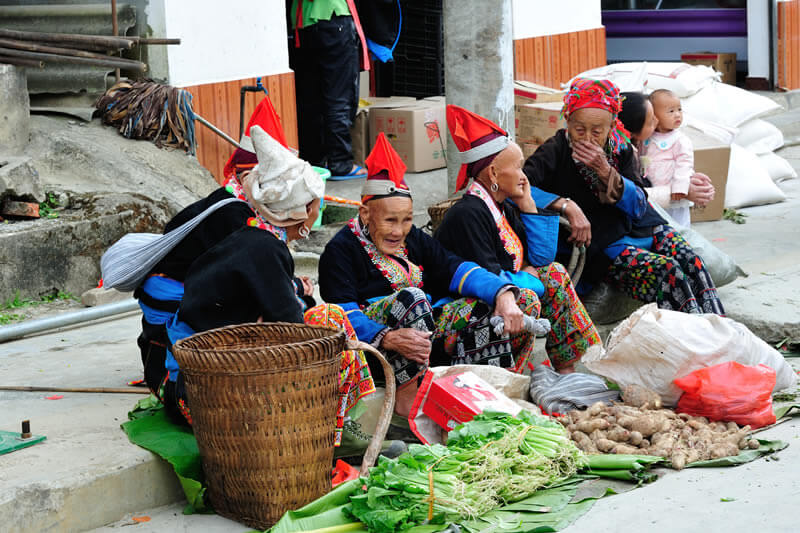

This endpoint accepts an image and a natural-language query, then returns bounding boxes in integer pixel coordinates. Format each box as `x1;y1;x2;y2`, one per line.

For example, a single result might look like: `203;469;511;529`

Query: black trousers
289;15;360;175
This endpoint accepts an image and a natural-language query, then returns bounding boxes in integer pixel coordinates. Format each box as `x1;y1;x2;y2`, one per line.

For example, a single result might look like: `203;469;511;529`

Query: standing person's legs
314;16;360;176
651;227;725;315
290;27;326;166
606;245;703;314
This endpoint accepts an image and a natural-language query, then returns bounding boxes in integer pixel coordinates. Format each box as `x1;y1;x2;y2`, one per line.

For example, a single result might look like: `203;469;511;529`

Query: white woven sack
759;152;798;182
100;197;243;292
570;62;718;97
725;144;786;208
583;304;797;406
682;82;782;128
734;119;784;154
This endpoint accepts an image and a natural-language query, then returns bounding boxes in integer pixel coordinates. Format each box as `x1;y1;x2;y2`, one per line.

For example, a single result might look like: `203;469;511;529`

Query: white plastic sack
583;304;797;406
759;152;798;182
649;202;745;287
682;82;782;128
570;62;718;97
683;114;739;146
725;144;787;208
734;119;784;154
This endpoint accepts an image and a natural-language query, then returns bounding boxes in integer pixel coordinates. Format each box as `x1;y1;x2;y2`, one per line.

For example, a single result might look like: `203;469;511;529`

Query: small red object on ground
1;200;39;219
132;516;151;523
332;459;359;487
45;395;64;400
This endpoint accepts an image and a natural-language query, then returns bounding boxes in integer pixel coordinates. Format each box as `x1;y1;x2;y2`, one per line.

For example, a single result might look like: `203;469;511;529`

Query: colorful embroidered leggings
606;227;725;315
534;262;602;371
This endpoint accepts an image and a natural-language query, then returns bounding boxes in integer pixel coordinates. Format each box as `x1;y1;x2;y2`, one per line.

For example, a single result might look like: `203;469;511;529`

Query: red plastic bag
674;361;777;429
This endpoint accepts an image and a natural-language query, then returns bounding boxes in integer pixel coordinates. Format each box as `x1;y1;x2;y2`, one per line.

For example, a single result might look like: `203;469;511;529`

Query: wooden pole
0;47;146;71
0;385;150;394
0;55;44;68
132;38;181;45
0;28;134;50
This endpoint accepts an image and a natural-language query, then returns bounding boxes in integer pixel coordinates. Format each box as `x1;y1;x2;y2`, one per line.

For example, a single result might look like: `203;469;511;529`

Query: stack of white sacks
569;62;793;209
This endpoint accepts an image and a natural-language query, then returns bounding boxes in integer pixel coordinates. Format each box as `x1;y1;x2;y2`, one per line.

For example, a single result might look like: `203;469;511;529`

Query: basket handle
352;341;396;476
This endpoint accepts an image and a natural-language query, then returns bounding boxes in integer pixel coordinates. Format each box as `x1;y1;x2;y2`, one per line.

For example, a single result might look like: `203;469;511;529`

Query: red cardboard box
421;371;522;431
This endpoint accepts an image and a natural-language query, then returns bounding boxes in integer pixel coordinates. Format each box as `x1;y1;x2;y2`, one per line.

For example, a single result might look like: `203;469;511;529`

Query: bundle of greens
346;411;583;532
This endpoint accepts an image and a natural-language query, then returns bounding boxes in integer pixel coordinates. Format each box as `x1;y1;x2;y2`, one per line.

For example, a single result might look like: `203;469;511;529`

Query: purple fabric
603;9;747;38
466;132;505;178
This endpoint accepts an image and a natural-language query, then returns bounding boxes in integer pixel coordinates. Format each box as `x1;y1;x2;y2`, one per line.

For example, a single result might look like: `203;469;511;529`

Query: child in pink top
642;89;693;227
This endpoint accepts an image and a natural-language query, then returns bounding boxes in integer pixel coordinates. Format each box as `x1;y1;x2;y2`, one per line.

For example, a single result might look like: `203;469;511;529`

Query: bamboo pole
111;0;120;82
0;55;44;68
0;47;146;71
0;385;150;394
132;38;181;45
0;28;134;50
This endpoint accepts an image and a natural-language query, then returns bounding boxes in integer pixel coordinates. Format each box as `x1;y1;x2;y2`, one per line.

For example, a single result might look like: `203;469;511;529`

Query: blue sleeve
616;176;648;220
449;261;514;304
519;212;559;267
499;270;544;297
340;302;385;343
530;186;559;209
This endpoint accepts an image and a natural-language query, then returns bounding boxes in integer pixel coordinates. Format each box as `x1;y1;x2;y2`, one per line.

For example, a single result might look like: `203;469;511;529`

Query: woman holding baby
523;78;724;315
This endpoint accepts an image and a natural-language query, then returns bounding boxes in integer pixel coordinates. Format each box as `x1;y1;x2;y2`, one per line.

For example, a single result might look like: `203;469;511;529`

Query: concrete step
0;313;184;533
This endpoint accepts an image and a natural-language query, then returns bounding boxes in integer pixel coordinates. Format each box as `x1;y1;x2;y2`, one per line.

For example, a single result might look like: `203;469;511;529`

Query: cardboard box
421;372;522;431
514;80;565;106
516;102;564;145
350;96;418;165
521;142;541;160
369;99;447;172
683;126;730;222
681;52;737;85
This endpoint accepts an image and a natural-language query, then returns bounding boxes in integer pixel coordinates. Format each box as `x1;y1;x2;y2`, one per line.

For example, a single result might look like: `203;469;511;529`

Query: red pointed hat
223;96;289;179
362;133;411;203
446;105;510;191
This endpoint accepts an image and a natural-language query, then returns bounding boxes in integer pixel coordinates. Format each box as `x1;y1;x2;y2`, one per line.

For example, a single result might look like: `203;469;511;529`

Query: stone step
0;313;184;533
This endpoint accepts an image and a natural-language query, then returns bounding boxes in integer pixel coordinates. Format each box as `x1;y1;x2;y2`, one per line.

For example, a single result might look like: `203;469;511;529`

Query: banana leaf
121;403;207;513
686;439;787;468
774;404;800;420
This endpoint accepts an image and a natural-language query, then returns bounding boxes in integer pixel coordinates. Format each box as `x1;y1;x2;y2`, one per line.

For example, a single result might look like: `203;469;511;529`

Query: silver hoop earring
298;225;310;239
363;224;370;237
490;182;499;193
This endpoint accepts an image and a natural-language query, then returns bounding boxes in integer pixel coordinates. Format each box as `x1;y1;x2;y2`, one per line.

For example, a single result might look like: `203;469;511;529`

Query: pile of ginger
561;385;760;470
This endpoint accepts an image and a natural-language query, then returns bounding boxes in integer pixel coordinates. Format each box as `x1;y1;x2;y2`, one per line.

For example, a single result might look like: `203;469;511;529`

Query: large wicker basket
172;322;346;530
427;197;460;233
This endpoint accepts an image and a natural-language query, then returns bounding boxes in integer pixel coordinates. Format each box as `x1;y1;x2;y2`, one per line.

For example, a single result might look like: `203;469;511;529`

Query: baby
643;89;693;227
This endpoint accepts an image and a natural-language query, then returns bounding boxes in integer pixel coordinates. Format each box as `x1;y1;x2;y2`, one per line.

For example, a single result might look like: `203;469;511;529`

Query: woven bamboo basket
427;197;460;233
172;322;346;530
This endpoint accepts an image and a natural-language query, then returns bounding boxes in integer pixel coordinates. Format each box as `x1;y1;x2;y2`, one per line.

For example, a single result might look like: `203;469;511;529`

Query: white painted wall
512;0;602;40
160;0;290;87
747;0;770;79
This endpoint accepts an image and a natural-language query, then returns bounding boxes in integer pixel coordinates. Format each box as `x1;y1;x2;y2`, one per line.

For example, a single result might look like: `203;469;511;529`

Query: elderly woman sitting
319;134;538;416
435;105;602;374
523;78;724;315
132;126;374;447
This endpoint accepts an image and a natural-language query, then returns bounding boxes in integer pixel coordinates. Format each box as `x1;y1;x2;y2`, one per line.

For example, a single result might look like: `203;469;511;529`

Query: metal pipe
195;113;242;149
0;299;140;344
0;55;44;68
0;38;130;62
0;28;134;50
0;47;146;71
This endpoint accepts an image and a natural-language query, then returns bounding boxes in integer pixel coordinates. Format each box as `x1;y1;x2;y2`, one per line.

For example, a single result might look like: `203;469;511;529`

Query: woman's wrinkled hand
563;201;591;248
521;265;540;278
687;172;715;207
299;276;314;296
512;178;538;213
493;290;524;336
572;140;611;178
381;328;432;364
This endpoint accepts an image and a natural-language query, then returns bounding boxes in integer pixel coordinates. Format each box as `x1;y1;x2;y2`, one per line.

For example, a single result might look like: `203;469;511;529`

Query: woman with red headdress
523;78;723;315
319;133;543;417
436;105;601;374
